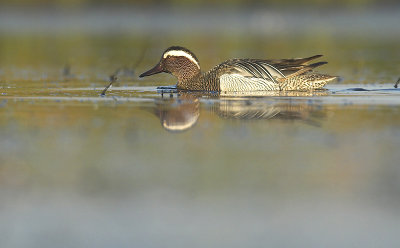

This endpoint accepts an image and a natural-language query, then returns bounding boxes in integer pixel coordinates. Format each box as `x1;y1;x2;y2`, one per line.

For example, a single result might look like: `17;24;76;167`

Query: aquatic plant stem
101;69;119;96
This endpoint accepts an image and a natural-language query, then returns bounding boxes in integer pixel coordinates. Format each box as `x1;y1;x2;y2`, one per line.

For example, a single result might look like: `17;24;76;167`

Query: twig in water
100;39;149;96
394;77;400;88
133;44;148;74
101;69;120;96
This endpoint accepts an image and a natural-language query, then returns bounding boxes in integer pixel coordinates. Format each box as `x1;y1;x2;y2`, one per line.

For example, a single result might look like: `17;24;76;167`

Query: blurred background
0;0;399;83
1;1;400;248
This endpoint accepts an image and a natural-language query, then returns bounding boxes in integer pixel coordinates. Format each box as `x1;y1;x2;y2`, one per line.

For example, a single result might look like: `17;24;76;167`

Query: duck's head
139;46;201;83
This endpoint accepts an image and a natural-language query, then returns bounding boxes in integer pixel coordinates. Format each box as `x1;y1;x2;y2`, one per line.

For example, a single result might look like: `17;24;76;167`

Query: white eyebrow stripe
163;50;200;68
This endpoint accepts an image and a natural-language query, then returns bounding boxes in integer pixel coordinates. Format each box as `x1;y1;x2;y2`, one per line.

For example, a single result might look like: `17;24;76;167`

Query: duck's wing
245;55;327;77
213;59;283;91
258;54;323;67
212;56;328;92
216;59;285;82
216;55;327;79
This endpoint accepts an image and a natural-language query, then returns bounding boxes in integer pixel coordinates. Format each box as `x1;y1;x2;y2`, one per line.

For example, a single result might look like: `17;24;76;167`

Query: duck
139;46;336;92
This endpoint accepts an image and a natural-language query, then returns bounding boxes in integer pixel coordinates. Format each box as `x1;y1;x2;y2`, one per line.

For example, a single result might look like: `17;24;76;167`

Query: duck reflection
153;93;200;132
151;90;328;132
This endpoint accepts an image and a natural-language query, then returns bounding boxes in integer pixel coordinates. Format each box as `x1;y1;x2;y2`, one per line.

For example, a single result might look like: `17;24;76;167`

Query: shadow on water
337;87;400;92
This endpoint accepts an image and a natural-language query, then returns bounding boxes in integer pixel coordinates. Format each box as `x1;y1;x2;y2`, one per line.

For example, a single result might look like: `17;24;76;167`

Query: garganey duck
140;46;336;92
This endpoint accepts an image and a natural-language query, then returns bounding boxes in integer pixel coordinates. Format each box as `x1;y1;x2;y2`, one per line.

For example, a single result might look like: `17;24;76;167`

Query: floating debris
394;77;400;88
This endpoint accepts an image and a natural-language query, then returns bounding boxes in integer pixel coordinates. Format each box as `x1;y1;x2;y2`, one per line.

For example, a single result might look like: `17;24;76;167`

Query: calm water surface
1;7;400;248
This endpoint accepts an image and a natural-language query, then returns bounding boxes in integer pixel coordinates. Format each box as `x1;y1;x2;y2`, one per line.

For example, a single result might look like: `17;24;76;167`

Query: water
1;6;400;248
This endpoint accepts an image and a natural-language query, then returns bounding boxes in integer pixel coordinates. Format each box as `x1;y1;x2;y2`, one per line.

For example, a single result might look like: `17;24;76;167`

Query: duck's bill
139;63;164;78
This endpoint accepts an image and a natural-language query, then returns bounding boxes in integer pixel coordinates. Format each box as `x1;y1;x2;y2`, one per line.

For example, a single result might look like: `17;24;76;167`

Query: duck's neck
175;65;202;89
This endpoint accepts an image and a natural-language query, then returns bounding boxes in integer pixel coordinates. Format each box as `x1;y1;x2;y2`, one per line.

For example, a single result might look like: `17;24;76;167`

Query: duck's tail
281;61;328;80
280;73;338;91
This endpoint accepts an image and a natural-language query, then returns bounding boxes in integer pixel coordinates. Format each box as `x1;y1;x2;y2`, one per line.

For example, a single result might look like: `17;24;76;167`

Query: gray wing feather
221;59;286;83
